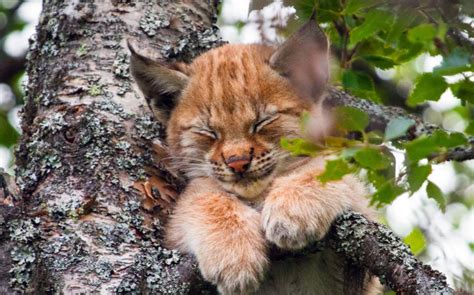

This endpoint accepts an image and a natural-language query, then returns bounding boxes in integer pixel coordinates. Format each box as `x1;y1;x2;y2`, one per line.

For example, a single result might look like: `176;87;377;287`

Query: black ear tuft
269;14;329;102
128;40;189;122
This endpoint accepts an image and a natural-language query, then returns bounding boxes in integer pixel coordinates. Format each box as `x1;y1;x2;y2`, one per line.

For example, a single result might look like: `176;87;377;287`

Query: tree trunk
8;1;220;293
0;0;459;294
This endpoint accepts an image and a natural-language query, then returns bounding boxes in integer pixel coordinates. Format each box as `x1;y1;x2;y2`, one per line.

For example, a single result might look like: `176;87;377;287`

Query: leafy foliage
426;181;446;212
407;74;448;106
281;0;473;212
282;106;470;210
384;118;415;141
295;0;473;106
404;227;427;255
0;2;27;149
334;106;369;132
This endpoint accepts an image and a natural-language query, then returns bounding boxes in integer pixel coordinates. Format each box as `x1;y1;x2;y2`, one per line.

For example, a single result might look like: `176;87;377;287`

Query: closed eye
192;128;219;139
251;115;279;133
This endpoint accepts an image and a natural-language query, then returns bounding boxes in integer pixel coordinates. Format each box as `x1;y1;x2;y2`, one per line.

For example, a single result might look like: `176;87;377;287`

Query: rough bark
0;0;462;294
329;212;454;294
1;172;455;294
9;0;221;293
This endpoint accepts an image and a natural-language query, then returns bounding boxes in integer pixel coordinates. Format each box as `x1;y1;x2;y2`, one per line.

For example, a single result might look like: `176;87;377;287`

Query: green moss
88;84;103;96
76;44;89;57
47;198;82;221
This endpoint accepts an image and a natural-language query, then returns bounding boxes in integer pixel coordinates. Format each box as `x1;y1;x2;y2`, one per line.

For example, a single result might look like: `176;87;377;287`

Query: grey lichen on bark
9;0;221;293
330;212;454;294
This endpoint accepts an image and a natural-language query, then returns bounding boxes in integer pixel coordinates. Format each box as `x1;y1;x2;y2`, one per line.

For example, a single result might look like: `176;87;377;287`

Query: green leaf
367;169;387;189
296;0;341;22
367;131;384;144
386;10;418;43
407;164;432;193
362;55;398;69
317;159;356;183
280;138;320;156
371;181;405;207
341;147;361;159
342;70;380;102
434;48;472;76
432;130;468;148
407;74;448;106
426;181;446;212
349;10;394;45
354;147;391;170
334;106;369;132
342;70;374;92
407;24;437;44
324;136;356;148
343;0;382;15
450;79;474;104
404;131;468;162
0;113;19;147
404;227;427;255
395;37;424;62
465;121;474;135
404;136;438;163
384;118;416;141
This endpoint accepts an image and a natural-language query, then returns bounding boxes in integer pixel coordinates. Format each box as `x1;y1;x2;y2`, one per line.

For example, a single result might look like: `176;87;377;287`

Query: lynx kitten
130;16;380;295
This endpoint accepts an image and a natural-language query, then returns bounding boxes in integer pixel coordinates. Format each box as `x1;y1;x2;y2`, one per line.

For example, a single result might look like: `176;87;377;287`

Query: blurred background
0;0;472;291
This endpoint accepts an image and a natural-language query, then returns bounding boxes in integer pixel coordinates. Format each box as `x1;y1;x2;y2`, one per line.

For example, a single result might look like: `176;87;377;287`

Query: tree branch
173;211;455;294
3;162;457;294
324;87;474;162
329;211;454;294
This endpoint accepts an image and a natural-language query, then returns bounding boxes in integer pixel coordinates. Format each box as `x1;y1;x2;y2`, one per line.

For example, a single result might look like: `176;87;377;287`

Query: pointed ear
128;41;189;121
270;13;329;101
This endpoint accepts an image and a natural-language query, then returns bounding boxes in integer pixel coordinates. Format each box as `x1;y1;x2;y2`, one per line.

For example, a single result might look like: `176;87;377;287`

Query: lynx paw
262;195;333;250
198;252;267;295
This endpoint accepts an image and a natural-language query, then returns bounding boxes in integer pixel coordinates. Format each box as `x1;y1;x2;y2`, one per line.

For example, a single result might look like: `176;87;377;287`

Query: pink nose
226;157;251;173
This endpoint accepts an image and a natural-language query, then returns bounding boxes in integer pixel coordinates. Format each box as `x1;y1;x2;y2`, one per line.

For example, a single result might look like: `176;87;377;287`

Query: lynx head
130;17;329;199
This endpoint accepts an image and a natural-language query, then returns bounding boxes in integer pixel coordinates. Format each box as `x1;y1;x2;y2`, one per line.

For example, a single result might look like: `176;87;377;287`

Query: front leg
166;178;268;294
262;157;371;250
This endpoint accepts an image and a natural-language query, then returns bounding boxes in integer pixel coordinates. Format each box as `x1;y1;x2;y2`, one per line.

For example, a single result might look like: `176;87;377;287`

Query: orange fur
166;178;268;294
161;44;378;293
130;19;380;294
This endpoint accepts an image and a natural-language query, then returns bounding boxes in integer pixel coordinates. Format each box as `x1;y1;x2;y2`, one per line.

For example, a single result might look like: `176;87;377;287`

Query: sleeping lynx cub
130;16;380;295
